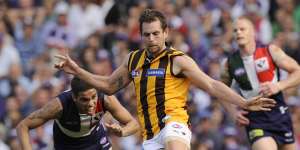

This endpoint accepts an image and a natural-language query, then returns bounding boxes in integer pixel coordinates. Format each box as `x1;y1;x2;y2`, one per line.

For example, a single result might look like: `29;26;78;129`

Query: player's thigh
163;122;191;150
280;143;296;150
165;138;189;150
252;137;278;150
142;136;164;150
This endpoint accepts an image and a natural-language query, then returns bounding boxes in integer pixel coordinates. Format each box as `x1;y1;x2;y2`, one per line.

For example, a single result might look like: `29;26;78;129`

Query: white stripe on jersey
55;112;103;138
232;55;278;99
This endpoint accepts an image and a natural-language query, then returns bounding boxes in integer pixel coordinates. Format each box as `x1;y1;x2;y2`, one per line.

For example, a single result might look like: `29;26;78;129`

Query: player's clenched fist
105;123;124;137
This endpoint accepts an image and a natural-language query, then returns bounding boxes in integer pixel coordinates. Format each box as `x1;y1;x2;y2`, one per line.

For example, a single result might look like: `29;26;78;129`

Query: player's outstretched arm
55;50;132;95
173;55;276;111
104;95;139;137
16;98;62;150
217;60;242;123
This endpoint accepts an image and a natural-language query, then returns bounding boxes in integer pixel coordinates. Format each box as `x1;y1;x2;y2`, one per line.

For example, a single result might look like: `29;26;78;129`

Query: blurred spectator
164;2;188;36
221;126;247;150
0;63;34;99
245;2;272;44
68;0;114;40
190;86;211;115
193;109;223;150
77;33;103;69
170;30;189;53
127;5;142;50
181;0;207;31
40;1;77;49
31;63;62;94
90;49;113;75
0;1;8;22
213;7;233;51
111;34;130;67
14;19;43;75
4;96;21;130
0;31;20;78
6;0;45;31
0;123;9;150
188;29;209;69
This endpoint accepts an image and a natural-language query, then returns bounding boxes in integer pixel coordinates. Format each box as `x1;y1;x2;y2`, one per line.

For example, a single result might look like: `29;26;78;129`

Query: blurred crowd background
0;0;300;149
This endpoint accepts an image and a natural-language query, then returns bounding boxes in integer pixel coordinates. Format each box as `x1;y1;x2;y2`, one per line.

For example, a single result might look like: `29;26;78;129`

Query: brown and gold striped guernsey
128;47;190;140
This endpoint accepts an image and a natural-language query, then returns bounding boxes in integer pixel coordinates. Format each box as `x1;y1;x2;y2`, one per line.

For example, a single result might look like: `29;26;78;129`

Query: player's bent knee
252;137;278;150
164;136;190;150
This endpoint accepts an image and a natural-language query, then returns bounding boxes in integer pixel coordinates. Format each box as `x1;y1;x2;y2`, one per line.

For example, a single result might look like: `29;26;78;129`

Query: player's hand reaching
244;95;276;111
105;123;123;137
54;49;79;75
235;110;249;126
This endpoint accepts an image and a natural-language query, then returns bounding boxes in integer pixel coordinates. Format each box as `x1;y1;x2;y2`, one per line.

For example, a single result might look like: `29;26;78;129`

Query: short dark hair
71;77;94;97
139;9;167;33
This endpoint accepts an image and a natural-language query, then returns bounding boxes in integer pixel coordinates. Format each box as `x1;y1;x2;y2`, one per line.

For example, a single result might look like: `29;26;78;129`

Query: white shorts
142;122;191;150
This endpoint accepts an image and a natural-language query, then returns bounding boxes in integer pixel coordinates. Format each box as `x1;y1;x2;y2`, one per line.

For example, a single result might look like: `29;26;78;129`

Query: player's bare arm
265;44;300;92
104;95;139;137
219;60;250;125
220;60;233;87
172;55;276;111
16;98;63;150
218;60;238;117
55;51;132;95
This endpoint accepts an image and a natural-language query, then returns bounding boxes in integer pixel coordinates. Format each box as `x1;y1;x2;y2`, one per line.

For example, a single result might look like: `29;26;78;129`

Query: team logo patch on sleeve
255;57;269;72
146;68;165;77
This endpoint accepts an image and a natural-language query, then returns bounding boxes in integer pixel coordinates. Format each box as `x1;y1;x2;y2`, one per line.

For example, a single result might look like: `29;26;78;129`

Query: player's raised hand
244;95;276;111
54;49;79;75
105;123;123;137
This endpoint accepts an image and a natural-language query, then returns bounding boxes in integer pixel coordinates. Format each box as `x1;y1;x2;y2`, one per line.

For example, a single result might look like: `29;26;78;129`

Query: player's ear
163;27;169;37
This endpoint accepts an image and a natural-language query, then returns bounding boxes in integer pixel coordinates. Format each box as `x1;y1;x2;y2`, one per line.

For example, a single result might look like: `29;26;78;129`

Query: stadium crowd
0;0;300;149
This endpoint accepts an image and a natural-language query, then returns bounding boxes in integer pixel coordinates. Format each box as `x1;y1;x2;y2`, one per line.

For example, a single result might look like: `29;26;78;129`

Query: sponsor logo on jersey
234;68;246;76
146;68;165;77
249;129;264;140
131;70;141;77
279;106;288;114
100;137;107;145
172;123;183;129
285;132;293;137
285;138;294;142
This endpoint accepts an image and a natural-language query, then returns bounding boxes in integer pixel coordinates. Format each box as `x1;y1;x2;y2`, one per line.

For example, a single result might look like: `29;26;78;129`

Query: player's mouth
237;37;245;41
148;45;158;48
87;107;95;115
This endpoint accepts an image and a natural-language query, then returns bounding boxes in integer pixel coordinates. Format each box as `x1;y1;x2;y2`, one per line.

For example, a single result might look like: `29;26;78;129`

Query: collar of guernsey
128;47;191;140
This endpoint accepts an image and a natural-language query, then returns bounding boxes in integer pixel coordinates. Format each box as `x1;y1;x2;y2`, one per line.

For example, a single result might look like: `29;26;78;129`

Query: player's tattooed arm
116;76;124;90
106;54;132;94
109;75;124;92
17;98;62;150
26;98;63;128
